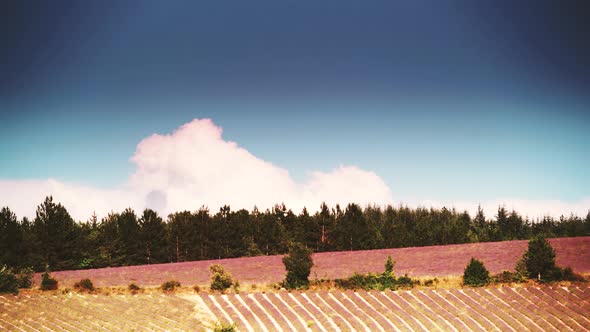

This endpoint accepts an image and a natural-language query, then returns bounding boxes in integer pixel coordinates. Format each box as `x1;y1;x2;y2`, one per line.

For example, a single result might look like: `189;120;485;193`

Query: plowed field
2;285;589;331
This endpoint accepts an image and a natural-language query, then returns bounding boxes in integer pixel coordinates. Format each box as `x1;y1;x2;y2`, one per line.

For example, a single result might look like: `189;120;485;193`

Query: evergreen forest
1;196;588;272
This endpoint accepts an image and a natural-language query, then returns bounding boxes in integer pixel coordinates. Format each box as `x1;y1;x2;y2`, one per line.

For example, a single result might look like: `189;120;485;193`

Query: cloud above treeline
0;119;588;221
0;119;392;220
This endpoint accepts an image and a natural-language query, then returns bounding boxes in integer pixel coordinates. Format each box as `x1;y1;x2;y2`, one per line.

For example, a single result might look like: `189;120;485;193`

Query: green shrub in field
40;271;58;291
513;257;529;282
523;236;556;281
213;321;237;332
128;283;141;293
282;242;314;290
335;256;418;291
16;267;34;289
0;265;19;294
463;258;490;287
384;255;394;274
74;278;95;292
519;236;584;283
209;264;236;292
161;280;181;292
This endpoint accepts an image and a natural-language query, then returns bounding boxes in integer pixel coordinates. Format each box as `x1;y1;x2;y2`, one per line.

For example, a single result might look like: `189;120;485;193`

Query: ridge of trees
0;196;589;272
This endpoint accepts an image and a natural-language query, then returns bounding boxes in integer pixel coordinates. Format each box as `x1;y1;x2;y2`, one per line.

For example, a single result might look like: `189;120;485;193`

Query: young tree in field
209;264;236;292
522;236;556;281
463;258;490;287
385;255;395;274
282;242;313;289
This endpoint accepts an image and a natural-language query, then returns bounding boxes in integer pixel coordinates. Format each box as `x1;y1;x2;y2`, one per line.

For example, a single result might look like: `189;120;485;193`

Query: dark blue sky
1;1;589;204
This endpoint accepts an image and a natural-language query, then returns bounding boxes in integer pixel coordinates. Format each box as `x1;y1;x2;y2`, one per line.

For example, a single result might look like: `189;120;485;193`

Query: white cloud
0;119;393;220
0;118;587;221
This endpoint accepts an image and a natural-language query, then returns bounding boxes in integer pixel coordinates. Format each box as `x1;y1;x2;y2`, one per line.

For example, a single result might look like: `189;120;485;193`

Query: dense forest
1;196;589;272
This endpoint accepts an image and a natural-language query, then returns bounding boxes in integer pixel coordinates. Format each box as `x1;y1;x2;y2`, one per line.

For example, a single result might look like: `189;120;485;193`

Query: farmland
33;236;590;288
2;237;589;331
1;285;589;331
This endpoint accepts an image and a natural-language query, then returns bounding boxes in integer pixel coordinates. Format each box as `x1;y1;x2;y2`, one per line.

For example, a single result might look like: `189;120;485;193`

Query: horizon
1;1;589;220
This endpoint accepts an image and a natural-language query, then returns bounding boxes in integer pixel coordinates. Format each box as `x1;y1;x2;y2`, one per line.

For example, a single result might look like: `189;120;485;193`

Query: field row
0;293;205;331
202;285;590;332
1;285;589;331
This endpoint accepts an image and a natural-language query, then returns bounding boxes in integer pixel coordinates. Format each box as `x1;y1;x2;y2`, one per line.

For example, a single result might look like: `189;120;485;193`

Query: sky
1;1;589;220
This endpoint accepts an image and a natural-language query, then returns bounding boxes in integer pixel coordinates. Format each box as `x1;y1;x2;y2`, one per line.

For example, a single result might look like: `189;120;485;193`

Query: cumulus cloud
0;118;587;221
0;119;392;220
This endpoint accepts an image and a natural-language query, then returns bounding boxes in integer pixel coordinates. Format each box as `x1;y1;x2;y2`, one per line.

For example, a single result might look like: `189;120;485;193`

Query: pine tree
0;207;22;268
523;236;556;281
32;197;79;271
139;209;168;264
282;242;313;289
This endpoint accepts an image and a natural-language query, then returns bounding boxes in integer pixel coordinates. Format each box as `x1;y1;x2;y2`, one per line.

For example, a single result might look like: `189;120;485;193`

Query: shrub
423;278;438;287
193;285;201;293
209;264;236;292
335;257;417;291
522;236;557;281
0;265;19;294
385;255;395;274
40;271;58;291
128;283;141;293
463;258;490;287
396;274;417;289
16;267;34;289
545;266;585;282
492;271;517;284
74;278;95;292
513;257;529;282
161;280;181;292
282;242;314;289
232;280;240;294
213;321;237;332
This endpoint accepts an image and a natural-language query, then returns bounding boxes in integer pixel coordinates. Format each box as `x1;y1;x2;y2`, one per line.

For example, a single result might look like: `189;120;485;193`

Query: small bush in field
193;285;201;293
209;265;236;292
213;321;237;332
492;271;518;284
40;271;58;291
128;283;141;293
74;278;95;292
0;265;19;294
16;267;34;289
423;278;438;287
335;257;418;291
463;258;490;287
161;280;181;292
513;257;529;282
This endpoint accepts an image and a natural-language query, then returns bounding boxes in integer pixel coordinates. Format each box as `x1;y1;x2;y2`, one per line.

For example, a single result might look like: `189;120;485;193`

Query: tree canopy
0;197;588;272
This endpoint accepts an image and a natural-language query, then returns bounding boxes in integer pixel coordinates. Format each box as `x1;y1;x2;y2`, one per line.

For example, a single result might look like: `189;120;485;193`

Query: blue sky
1;1;589;218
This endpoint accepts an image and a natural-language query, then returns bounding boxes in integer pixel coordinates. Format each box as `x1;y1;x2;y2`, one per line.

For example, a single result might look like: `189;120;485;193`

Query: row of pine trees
1;196;589;272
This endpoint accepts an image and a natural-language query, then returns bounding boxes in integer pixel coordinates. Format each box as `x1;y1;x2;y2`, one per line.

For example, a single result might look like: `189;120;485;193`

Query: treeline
1;196;589;272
